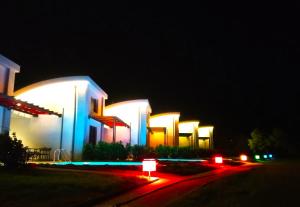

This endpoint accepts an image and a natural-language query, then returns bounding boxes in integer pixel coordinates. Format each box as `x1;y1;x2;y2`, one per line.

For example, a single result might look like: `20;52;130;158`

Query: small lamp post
142;159;156;179
240;154;248;161
214;156;223;164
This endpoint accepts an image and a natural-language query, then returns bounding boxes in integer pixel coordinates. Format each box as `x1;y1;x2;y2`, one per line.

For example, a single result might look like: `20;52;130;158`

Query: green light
255;155;260;159
263;154;268;159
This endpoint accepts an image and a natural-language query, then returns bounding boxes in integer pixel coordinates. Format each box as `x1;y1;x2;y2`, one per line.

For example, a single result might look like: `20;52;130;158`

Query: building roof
0;55;20;72
90;115;130;128
14;76;108;98
0;93;61;117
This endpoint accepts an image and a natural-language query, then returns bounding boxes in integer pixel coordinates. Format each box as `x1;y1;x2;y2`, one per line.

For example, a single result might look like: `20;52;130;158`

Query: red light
240;154;247;161
215;156;223;164
142;159;156;172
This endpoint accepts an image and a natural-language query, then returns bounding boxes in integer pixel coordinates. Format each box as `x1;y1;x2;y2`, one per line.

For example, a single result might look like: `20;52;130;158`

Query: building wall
11;112;61;152
178;121;199;148
0;55;20;134
198;139;210;149
179;136;191;147
102;125;130;144
104;100;152;146
149;128;166;147
198;126;214;149
149;113;180;147
10;77;107;160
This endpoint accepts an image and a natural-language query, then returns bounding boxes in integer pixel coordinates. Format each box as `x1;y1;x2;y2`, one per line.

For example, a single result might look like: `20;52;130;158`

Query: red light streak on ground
95;162;260;207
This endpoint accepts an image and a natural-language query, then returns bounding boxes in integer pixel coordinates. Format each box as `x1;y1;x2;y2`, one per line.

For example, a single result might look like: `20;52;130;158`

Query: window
91;97;98;113
89;126;97;145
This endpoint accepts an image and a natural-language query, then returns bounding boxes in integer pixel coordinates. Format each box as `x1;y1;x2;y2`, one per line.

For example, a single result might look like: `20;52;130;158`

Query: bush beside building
82;142;214;161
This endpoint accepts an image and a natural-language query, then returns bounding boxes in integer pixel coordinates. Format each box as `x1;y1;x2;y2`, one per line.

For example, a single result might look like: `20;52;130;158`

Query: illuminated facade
198;126;214;149
178;122;214;149
178;121;200;148
2;55;215;161
104;100;152;146
0;55;20;133
148;113;180;147
10;76;108;160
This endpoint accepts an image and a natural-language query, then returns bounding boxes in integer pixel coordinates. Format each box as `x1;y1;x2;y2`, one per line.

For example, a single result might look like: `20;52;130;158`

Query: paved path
94;163;260;207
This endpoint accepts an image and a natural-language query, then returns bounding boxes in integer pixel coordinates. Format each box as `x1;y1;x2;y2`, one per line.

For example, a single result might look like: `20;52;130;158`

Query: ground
158;161;215;175
0;161;216;207
0;168;148;207
2;160;297;207
166;159;300;207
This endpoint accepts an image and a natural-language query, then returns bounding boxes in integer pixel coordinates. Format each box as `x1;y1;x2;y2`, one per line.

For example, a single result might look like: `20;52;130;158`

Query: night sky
1;2;299;146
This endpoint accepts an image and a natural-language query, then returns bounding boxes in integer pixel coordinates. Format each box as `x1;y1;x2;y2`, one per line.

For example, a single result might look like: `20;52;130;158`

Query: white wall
10;77;107;160
104;100;151;146
0;55;20;134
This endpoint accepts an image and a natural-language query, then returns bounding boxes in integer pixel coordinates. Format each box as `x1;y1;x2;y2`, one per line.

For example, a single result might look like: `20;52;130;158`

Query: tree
0;132;27;168
248;128;288;155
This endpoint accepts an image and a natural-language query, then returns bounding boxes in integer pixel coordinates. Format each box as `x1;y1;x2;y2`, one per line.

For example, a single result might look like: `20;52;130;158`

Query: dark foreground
168;160;300;207
95;162;256;206
0;168;148;207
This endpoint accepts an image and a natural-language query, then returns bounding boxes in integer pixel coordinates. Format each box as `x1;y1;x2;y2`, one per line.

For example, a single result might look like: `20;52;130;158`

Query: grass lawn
0;167;148;207
158;162;216;175
167;159;300;207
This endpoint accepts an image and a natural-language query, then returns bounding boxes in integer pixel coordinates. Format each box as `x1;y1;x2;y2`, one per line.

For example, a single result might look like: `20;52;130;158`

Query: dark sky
1;2;299;142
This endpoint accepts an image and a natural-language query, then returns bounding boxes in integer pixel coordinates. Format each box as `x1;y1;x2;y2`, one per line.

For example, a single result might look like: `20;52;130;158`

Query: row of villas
0;55;214;161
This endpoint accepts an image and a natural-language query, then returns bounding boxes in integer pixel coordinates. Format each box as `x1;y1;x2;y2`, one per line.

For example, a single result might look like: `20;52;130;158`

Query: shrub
131;145;155;160
82;142;214;161
110;142;128;160
0;132;27;168
155;145;214;159
82;144;95;160
94;141;109;160
155;145;171;158
82;141;128;161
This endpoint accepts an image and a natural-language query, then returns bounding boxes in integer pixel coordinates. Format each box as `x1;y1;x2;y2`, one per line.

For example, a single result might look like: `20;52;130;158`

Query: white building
0;55;20;134
103;100;152;146
2;55;215;161
10;76;111;160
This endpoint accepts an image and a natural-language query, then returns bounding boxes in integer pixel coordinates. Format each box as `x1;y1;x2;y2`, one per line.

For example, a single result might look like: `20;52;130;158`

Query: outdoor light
255;155;260;160
142;159;156;178
240;154;247;161
263;154;268;159
268;154;273;158
214;156;223;164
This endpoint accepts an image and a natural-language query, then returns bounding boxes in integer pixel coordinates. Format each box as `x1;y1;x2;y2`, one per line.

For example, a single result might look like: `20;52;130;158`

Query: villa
103;100;152;146
0;54;214;161
148;112;180;147
0;55;20;134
